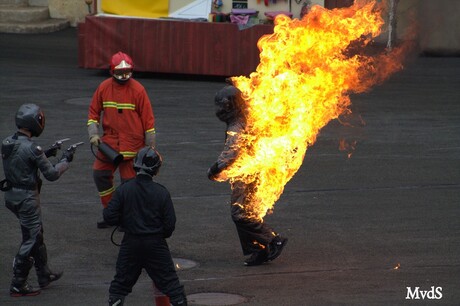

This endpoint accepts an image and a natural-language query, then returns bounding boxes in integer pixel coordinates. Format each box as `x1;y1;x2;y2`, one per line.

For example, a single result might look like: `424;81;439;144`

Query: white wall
416;0;460;53
48;0;91;26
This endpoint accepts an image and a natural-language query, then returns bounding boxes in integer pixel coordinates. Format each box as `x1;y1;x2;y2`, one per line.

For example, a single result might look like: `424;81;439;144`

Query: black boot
170;294;188;306
33;244;63;288
266;236;288;262
108;295;125;306
244;249;268;266
10;256;41;297
97;219;111;228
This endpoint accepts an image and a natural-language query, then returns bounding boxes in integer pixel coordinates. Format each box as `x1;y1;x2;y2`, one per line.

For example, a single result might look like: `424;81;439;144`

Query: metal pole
387;0;399;50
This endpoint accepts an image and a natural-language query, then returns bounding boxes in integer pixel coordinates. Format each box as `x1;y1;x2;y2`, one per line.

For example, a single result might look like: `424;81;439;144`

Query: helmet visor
113;68;133;81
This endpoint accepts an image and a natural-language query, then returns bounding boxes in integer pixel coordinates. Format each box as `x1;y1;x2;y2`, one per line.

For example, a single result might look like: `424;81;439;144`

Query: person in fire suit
87;51;156;229
103;146;187;306
1;103;75;296
207;84;288;266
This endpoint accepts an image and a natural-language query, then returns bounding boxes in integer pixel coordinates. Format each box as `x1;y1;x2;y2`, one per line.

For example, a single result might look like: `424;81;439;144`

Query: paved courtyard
0;28;459;305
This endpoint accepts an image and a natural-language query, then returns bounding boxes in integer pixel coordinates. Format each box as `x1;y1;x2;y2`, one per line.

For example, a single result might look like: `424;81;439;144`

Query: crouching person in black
103;146;187;306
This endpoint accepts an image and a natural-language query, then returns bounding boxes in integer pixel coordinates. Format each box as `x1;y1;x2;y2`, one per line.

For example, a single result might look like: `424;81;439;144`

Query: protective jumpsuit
87;77;155;207
2;132;70;291
207;86;280;259
103;175;187;305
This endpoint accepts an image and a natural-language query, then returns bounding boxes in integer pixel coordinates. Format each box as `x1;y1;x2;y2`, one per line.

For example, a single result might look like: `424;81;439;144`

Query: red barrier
153;284;170;306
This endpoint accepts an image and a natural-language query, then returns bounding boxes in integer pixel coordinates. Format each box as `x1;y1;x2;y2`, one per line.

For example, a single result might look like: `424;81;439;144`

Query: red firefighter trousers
93;157;135;208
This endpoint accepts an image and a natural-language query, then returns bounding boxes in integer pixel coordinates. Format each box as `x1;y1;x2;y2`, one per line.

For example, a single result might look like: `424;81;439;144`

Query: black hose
110;226;122;247
93;143;122;246
90;143;112;164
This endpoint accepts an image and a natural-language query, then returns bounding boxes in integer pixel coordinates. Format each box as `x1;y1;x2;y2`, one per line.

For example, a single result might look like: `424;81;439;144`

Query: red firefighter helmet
110;52;134;82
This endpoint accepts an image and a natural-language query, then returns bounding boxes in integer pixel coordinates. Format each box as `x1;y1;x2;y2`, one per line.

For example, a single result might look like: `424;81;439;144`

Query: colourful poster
101;0;169;18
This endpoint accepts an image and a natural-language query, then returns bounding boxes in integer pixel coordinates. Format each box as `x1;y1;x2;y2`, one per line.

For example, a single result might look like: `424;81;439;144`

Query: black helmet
133;146;162;176
15;103;45;137
214;85;243;123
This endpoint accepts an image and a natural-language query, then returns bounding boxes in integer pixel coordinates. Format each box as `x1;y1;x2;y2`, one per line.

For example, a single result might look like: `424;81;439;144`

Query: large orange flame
220;1;408;221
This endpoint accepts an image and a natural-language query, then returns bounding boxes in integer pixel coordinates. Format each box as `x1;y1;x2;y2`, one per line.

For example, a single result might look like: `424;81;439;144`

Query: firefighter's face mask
113;68;133;82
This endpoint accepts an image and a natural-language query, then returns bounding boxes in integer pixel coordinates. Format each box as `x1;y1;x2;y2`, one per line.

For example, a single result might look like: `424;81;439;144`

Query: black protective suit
2;131;70;292
103;174;186;305
207;86;281;259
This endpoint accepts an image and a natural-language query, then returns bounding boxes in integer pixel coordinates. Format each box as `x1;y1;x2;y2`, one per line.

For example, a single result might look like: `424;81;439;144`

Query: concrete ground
0;28;459;306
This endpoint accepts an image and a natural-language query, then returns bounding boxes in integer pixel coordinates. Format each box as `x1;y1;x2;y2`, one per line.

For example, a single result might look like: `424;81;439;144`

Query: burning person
207;85;288;266
206;0;410;266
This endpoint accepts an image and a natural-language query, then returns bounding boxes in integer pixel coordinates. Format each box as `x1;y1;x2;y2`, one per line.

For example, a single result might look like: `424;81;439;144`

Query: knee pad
93;170;114;191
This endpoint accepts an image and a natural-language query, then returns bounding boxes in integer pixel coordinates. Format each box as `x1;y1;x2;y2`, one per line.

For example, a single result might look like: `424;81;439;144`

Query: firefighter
87;51;156;228
1;104;75;296
103;147;187;306
207;85;288;266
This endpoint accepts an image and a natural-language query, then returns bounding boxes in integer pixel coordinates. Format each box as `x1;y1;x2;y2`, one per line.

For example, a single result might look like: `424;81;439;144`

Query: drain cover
187;293;247;305
173;258;198;270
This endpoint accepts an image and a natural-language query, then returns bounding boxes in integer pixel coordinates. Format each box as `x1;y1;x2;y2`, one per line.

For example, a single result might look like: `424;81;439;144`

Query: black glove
0;179;12;192
44;147;58;158
207;162;220;181
60;150;74;162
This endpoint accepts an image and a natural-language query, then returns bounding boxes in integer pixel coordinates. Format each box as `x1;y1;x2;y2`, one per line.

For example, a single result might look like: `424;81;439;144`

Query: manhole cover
65;97;91;106
187;292;247;305
173;258;198;270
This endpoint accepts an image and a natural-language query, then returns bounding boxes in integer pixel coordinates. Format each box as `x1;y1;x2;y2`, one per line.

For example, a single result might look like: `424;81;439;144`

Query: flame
252;241;267;249
221;1;409;221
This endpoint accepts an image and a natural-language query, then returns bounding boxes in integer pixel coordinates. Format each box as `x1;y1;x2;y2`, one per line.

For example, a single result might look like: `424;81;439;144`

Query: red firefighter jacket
87;78;155;159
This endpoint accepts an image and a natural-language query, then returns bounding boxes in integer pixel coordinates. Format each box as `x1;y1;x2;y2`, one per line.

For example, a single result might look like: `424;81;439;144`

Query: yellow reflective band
99;186;115;197
146;128;156;133
87;119;99;126
117;103;136;110
102;102;117;108
103;101;135;110
120;151;137;158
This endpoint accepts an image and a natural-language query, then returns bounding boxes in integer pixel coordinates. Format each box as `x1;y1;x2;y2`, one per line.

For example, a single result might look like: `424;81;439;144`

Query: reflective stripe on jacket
87;78;155;159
